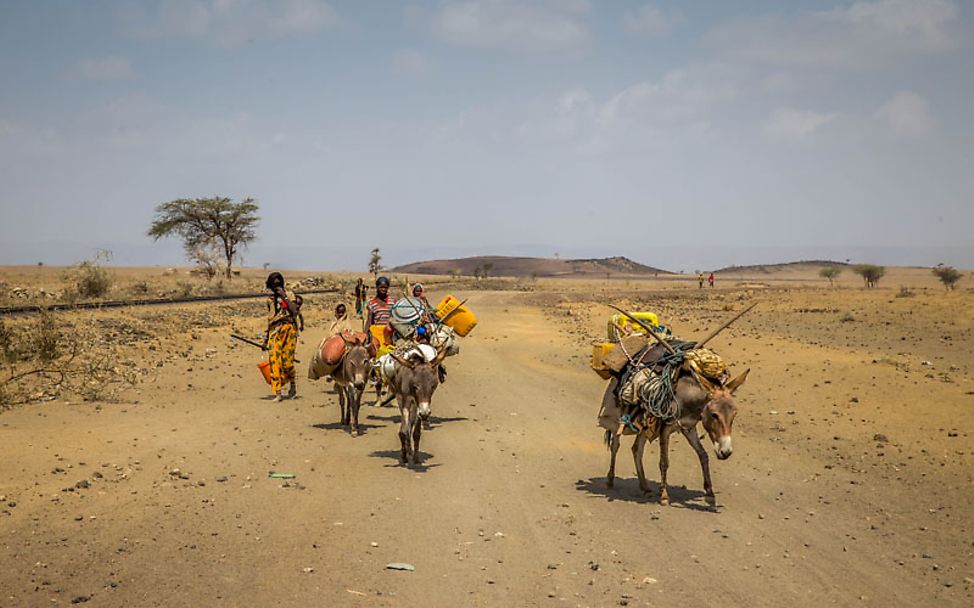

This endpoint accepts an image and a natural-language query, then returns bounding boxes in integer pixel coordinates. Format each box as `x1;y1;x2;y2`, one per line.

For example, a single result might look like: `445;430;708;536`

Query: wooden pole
697;302;758;348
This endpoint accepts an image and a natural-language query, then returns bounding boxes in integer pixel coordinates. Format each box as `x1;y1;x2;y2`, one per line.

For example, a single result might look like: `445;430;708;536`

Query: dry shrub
0;313;134;408
130;280;150;296
175;281;195;298
64;260;113;299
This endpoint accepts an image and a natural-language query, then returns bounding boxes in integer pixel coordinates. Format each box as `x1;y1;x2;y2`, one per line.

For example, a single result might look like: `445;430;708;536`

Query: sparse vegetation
896;286;915;298
932;264;963;291
148;197;260;279
368;248;382;278
853;264;885;288
0;313;134;408
63;250;113;299
819;266;842;287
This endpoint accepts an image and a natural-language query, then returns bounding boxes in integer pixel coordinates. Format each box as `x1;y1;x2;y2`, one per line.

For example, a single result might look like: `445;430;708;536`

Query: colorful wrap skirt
268;322;297;393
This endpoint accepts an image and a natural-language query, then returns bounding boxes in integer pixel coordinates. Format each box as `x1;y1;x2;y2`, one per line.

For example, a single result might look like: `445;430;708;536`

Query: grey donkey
389;347;448;466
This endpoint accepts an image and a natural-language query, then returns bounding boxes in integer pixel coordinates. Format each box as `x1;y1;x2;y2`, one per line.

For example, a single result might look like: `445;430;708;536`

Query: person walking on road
263;272;302;402
365;276;397;339
354;278;367;318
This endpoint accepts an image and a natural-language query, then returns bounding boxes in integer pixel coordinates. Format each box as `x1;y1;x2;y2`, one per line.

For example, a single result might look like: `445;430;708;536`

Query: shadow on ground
369;449;441;472
312;421;383;432
366;414;469;427
575;477;718;512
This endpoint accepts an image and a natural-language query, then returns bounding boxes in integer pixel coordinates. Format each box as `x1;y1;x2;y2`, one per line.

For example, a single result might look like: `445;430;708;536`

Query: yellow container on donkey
590;342;614;380
434;295;478;337
607;312;660;340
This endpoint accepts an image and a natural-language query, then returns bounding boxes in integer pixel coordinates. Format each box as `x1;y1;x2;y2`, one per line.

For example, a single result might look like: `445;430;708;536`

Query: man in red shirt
365;276;397;338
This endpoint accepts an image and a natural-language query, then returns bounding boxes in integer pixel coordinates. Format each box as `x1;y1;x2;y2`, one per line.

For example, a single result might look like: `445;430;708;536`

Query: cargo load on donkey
370;293;476;406
591;303;756;505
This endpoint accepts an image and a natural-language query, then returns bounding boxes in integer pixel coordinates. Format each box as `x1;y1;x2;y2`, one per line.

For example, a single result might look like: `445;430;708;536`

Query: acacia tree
148;197;259;279
853;264;885;288
368;248;382;278
819;266;842;288
932;264;963;291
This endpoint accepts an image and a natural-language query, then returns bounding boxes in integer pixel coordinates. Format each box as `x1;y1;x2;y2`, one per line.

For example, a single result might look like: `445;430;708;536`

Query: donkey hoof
659;494;670;506
606;478;614;489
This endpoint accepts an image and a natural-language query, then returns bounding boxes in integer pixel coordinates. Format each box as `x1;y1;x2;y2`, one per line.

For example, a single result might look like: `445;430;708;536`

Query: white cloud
72;56;134;81
431;0;590;53
876;91;934;137
623;5;675;35
709;0;959;70
597;66;738;129
121;0;340;46
763;108;838;141
392;49;429;76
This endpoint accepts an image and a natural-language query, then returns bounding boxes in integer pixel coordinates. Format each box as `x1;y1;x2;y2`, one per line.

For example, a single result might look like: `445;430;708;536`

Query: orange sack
321;334;347;365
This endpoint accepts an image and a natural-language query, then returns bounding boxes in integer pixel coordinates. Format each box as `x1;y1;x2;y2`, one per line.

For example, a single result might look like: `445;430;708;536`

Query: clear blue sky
1;0;971;271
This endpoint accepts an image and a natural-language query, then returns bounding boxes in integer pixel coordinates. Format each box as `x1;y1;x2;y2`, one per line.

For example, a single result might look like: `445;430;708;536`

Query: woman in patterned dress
262;272;302;401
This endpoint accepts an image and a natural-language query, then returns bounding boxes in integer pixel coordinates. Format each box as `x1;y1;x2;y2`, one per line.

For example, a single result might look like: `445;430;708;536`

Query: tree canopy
853;264;885;288
932;264;963;291
819;266;842;287
148;197;259;279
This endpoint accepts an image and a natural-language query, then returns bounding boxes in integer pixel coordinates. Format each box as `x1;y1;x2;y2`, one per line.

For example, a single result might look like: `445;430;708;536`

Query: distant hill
715;260;850;274
391;256;671;277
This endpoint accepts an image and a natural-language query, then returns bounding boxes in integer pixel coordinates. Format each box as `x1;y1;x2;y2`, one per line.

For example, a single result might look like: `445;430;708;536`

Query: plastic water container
607;312;660;340
257;359;273;385
590;342;614;380
434;295;478;337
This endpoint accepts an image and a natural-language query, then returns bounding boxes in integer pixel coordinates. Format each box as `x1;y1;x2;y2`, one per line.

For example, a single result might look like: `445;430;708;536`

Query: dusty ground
1;270;973;607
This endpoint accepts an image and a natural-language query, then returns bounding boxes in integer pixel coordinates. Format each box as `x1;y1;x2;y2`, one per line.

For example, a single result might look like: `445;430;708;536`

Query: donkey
333;334;373;436
599;368;748;505
389;347;448;466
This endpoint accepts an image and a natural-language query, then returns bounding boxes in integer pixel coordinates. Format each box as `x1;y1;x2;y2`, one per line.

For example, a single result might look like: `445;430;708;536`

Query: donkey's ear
391;354;415;369
725;368;750;394
433;346;448;365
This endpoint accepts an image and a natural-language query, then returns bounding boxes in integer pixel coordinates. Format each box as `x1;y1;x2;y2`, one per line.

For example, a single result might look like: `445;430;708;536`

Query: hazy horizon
2;1;972;271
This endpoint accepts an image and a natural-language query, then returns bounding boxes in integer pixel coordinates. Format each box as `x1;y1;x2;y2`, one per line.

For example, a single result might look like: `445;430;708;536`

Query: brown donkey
389;347;448;466
599;369;748;504
334;335;373;436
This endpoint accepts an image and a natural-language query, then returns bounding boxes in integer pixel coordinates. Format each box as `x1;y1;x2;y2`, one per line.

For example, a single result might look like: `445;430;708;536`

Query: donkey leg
681;425;713;498
350;386;361;436
658;428;672;505
411;417;422;465
632;433;651;494
397;398;409;465
606;432;620;488
339;386;349;427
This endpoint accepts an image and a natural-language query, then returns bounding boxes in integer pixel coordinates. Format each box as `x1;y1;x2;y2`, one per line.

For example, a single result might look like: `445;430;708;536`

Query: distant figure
698;273;705;289
354;278;368;317
708;273;715;288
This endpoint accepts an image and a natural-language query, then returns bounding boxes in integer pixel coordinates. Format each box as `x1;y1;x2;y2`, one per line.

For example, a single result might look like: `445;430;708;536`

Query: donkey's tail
604;429;613;450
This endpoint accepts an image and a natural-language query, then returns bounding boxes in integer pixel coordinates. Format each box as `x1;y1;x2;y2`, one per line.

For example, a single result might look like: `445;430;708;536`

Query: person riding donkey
328;302;357;337
263;272;304;401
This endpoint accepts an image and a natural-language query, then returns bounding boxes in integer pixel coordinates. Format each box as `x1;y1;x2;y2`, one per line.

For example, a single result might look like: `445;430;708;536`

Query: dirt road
1;290;972;606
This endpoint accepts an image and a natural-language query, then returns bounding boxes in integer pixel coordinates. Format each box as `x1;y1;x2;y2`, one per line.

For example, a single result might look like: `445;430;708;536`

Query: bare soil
1;271;972;607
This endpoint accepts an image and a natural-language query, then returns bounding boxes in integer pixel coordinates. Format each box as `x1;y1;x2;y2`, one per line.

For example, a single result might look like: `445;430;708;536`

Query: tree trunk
223;238;233;279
